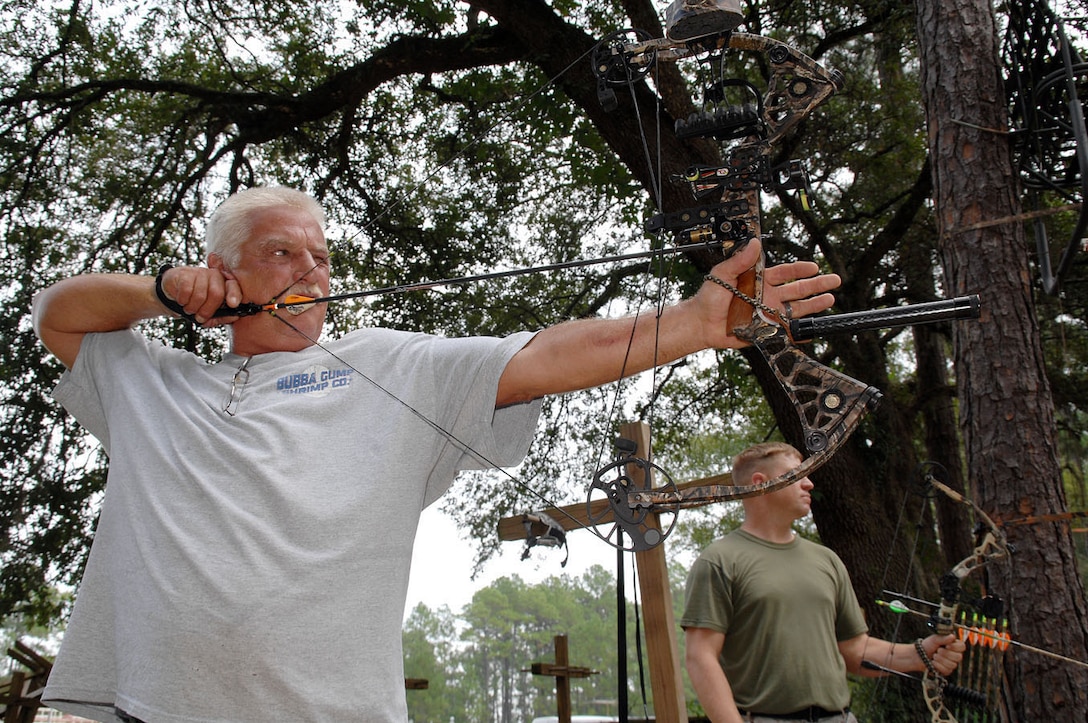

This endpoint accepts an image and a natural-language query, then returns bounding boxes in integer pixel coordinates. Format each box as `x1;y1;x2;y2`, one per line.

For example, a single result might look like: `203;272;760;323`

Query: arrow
211;239;730;318
876;598;1088;669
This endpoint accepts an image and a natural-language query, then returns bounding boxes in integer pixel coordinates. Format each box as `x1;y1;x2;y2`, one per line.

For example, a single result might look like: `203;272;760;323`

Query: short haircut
730;441;802;486
206;187;326;267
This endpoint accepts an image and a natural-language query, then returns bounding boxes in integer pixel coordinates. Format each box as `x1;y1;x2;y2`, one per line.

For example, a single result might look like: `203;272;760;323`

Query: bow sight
591;26;844;266
644;153;815;257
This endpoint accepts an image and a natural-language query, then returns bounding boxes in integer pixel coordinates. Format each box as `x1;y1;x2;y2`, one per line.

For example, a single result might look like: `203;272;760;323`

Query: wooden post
1;640;53;723
525;634;598;723
620;420;688;723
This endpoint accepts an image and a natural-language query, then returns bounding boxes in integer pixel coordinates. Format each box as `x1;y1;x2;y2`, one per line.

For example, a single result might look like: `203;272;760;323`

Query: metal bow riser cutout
922;474;1009;722
587;27;882;550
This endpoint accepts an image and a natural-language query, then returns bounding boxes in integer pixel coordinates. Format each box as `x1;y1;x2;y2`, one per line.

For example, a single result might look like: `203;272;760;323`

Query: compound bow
876;462;1011;722
922;472;1009;721
585;22;883;550
1004;0;1088;294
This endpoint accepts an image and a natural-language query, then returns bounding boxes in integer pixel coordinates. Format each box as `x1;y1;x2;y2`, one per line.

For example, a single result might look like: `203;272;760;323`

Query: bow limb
628;319;881;510
922;670;958;723
927;475;1011;607
660;27;878;504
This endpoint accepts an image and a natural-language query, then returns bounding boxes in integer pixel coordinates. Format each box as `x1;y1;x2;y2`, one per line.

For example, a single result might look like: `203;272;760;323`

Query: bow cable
211;239;728;317
262;308;624;548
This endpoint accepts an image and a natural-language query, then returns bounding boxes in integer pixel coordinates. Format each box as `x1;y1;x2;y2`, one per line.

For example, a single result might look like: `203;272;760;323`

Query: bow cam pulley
592;29;656;112
586;438;678;551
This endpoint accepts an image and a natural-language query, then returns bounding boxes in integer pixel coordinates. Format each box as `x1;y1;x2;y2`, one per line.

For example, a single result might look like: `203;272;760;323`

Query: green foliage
403;567;646;722
402;604;465;720
1;6;1086;720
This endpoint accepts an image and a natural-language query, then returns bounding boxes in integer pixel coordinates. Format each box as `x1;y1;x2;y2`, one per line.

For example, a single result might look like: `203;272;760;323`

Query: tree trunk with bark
914;0;1088;718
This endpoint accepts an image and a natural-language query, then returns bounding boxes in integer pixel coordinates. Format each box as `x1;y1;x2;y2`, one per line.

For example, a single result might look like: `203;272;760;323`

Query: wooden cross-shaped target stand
524;634;598;723
498;421;733;723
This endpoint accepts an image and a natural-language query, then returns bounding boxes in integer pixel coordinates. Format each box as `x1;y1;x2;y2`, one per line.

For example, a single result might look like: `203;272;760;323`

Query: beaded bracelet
915;637;938;676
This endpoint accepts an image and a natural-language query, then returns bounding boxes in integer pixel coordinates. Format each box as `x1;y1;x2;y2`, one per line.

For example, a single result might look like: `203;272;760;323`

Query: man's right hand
156;265;243;326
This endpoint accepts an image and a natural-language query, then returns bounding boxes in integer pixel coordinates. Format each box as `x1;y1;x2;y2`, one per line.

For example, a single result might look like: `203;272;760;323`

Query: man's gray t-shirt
43;327;541;722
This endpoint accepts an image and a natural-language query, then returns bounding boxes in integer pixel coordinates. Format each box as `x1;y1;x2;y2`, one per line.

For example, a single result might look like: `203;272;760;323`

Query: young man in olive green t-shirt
681;442;966;723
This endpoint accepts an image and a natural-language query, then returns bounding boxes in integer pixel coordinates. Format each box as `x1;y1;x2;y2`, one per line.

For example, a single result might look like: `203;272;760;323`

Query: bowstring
604;50;678;718
213;32;691;553
192;41;618;544
335;31;675;524
591;42;672;482
865;481;930;708
264;308;622;548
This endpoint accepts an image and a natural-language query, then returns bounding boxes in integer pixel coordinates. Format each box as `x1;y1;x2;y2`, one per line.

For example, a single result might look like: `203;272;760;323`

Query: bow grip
726;266;758;335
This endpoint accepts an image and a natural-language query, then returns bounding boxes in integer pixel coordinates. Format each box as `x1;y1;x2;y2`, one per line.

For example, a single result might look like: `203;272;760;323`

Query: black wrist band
155;264;198;323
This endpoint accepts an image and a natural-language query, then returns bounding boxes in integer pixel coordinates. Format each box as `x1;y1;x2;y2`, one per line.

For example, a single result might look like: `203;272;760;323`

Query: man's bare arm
33;275;165;369
32;267;242;369
838;632;965;677
496;240;840;406
685;627;745;723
